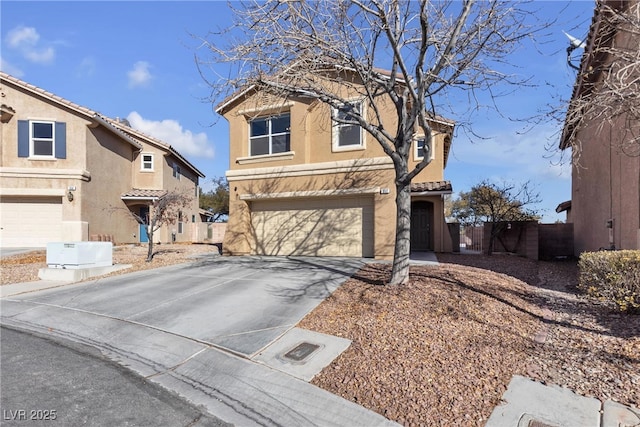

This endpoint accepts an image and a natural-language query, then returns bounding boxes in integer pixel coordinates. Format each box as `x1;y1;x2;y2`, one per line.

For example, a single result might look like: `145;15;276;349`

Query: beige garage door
251;197;374;257
0;197;63;247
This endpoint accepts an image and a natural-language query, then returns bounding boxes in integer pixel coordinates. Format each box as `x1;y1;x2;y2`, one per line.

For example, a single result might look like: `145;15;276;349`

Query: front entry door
410;201;433;251
139;206;149;243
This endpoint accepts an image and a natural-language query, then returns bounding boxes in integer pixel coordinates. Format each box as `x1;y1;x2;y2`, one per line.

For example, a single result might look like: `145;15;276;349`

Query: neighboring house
217;77;455;259
559;0;640;254
0;72;205;248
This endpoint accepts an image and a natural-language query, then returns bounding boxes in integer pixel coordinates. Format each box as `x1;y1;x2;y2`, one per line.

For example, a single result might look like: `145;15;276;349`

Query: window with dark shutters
17;120;66;159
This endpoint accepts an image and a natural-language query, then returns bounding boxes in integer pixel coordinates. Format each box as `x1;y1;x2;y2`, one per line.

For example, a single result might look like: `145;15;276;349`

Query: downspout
608;125;615;249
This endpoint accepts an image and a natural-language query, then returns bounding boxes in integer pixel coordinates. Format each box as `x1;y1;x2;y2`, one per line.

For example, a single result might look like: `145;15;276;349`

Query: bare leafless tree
125;191;191;262
562;0;640;161
199;0;546;285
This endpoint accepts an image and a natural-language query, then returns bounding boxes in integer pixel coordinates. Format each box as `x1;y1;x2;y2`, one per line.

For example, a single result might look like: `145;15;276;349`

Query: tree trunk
146;225;154;262
390;181;411;285
487;222;497;256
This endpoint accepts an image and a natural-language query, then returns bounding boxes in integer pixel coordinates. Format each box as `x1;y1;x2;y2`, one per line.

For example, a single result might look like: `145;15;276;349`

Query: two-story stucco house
0;72;205;248
559;0;640;254
217;76;454;260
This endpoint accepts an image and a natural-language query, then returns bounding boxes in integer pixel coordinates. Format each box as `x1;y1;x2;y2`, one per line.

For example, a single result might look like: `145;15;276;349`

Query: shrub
578;250;640;313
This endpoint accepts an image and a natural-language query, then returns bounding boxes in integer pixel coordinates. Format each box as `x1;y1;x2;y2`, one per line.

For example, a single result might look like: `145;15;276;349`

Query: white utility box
46;242;113;269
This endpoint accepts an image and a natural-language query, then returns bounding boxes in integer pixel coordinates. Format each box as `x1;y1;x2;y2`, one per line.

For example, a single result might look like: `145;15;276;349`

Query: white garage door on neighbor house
0;196;63;247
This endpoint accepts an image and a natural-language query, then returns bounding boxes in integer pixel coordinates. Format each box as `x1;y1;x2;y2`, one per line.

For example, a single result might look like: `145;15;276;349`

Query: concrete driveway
1;256;397;426
2;256;364;357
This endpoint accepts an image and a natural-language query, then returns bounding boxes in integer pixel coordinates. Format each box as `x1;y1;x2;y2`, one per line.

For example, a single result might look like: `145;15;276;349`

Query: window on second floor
141;153;154;171
31;121;55;156
249;114;291;156
17;120;66;159
414;136;434;162
332;102;363;151
173;163;181;180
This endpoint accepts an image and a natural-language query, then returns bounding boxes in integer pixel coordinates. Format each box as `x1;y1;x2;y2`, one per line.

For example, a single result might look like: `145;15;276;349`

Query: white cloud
6;26;39;48
24;47;55;64
452;124;572;181
5;26;55;65
127;61;153;88
127;111;215;159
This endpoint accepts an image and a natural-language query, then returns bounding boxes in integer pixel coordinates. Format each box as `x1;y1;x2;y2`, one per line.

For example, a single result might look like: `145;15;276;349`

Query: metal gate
460;225;483;252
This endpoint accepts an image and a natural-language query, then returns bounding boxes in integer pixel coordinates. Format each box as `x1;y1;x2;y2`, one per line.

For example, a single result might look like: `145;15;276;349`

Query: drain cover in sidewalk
283;342;320;362
252;327;352;381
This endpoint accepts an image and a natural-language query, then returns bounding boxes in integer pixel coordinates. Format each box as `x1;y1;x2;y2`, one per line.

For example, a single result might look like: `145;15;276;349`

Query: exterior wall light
67;191;74;202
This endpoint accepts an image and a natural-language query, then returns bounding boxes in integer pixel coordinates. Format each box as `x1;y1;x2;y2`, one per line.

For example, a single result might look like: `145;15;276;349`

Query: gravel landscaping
299;253;640;426
0;243;219;285
2;247;638;426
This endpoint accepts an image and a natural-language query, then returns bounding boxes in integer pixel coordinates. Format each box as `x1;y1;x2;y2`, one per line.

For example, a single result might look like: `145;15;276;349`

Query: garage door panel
251;197;373;257
1;197;63;248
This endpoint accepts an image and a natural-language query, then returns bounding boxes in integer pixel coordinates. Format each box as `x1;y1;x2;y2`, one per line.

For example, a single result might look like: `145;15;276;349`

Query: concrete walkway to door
0;256;399;427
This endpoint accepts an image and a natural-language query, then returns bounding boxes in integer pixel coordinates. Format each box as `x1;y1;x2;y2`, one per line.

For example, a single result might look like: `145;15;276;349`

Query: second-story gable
1;73;143;177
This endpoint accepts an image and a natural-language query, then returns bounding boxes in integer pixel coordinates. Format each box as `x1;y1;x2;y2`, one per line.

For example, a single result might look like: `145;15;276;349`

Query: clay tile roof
410;181;452;193
121;189;168;200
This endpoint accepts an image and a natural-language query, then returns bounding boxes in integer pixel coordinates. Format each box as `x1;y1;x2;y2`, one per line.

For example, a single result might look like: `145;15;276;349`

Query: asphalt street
0;326;230;427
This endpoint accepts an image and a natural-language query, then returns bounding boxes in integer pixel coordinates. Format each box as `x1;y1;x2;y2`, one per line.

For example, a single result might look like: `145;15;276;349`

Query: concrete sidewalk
0;279;70;298
486;375;640;427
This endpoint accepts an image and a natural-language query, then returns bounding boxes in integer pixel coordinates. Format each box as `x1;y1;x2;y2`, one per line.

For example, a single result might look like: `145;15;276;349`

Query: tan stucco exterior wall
83;126;137;243
1;83;92;242
571;115;640;253
568;17;640;254
226;91;449;179
153;152;201;244
222;88;453;259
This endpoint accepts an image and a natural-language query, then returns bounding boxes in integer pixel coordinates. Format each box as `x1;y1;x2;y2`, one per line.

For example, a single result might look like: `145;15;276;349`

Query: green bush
578;250;640;313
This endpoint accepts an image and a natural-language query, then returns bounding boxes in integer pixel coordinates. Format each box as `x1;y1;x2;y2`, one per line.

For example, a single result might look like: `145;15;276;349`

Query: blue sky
1;1;595;222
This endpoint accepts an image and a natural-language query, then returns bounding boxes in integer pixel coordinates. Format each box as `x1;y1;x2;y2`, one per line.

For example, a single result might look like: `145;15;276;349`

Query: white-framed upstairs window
31;121;55;157
414;135;435;162
249;113;291;156
332;101;364;151
141;153;154;171
17;120;66;160
173;163;181;180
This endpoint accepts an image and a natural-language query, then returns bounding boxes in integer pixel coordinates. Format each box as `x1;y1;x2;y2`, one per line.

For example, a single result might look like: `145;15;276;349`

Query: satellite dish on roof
563;31;586;49
563;31;586;71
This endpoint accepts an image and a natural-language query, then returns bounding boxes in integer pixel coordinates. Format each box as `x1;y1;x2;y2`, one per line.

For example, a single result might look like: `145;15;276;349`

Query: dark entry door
411;201;433;251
